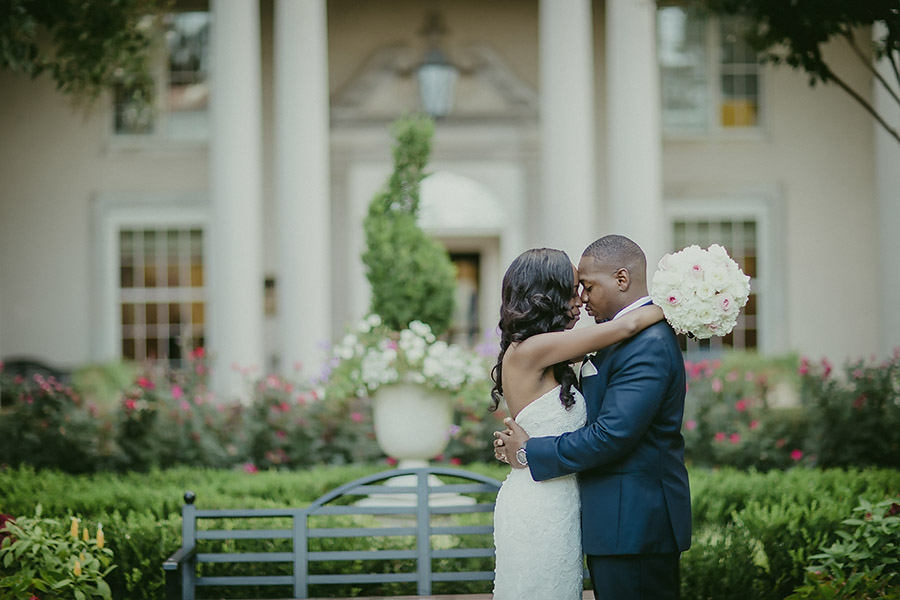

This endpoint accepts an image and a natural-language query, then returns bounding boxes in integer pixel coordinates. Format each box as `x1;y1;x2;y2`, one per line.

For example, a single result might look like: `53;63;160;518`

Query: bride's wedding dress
492;384;587;599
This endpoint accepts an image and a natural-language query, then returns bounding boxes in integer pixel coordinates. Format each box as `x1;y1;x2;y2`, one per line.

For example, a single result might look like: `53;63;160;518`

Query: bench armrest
163;545;195;570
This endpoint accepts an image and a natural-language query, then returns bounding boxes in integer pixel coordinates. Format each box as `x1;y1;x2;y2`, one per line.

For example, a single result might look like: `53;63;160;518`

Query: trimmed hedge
1;465;898;600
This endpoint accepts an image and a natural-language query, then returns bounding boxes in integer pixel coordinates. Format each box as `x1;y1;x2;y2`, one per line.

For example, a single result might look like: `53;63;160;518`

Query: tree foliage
689;0;900;144
362;115;457;336
0;0;169;109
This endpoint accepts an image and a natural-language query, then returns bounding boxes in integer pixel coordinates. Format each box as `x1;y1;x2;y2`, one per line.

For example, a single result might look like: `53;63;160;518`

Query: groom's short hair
583;235;647;281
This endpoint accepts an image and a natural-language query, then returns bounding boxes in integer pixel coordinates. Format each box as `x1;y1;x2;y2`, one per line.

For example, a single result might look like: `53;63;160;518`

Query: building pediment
331;43;538;123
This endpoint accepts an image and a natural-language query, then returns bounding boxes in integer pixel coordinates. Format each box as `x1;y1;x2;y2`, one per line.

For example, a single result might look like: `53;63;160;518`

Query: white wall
662;53;880;361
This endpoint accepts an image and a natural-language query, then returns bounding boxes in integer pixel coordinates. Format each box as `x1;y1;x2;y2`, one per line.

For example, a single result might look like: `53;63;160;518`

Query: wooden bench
162;467;503;599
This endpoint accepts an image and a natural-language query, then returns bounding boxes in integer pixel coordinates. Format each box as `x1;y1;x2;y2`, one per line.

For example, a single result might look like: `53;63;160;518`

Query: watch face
516;447;527;466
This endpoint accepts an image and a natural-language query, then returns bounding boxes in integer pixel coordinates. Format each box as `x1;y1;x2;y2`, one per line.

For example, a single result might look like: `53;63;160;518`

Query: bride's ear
615;268;630;291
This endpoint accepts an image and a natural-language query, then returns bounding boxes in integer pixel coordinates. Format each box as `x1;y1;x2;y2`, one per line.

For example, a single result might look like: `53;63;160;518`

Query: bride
489;248;662;599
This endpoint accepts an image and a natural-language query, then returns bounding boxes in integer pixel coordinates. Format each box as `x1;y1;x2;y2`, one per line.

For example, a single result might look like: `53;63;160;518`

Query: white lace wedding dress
492;384;587;599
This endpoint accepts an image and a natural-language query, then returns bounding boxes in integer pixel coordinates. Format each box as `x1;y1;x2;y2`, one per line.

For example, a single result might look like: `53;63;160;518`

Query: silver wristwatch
515;441;528;467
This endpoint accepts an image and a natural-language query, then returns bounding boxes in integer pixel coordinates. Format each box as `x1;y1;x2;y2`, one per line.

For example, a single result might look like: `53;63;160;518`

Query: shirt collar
612;295;652;320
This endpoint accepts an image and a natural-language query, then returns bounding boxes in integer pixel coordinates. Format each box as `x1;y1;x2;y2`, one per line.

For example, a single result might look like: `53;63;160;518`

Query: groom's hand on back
494;418;530;469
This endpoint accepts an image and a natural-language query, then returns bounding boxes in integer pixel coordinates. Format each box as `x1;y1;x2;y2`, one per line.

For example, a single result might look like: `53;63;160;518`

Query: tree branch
821;63;900;145
840;28;900;108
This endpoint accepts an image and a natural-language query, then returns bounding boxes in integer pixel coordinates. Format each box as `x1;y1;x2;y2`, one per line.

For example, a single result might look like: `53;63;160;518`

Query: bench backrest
164;466;502;599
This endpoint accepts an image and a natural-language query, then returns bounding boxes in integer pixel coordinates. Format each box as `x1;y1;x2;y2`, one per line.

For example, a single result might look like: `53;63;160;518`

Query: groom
494;234;691;599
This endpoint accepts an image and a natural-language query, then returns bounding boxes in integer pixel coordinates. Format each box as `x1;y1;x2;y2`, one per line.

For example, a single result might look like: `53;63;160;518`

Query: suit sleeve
526;332;674;481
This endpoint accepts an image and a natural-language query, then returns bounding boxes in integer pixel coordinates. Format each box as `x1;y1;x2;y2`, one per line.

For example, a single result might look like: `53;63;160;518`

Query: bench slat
195;508;302;518
432;548;495;559
197;529;292;540
307;526;417;538
308;572;417;584
196;552;292;563
432;571;495;582
430;525;493;536
308;549;417;561
196;575;293;586
430;503;496;515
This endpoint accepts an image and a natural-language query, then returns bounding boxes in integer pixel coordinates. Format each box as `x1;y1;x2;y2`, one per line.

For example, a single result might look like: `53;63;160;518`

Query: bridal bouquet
650;244;751;339
322;314;487;399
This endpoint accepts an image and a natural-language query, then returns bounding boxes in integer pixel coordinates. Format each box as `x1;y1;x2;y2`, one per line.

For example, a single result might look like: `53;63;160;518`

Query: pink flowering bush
243;373;381;470
115;349;239;470
683;354;810;470
683;349;900;471
798;350;900;469
0;368;115;473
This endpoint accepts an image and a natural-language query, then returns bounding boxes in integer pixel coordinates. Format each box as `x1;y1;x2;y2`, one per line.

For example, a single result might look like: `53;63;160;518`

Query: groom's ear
615;268;630;291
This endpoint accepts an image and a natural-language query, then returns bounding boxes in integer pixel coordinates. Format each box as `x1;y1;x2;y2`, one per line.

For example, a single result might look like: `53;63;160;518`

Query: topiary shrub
362;115;456;336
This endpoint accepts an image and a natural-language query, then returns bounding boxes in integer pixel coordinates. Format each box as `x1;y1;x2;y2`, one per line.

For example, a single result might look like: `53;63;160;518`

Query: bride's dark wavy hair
490;248;578;412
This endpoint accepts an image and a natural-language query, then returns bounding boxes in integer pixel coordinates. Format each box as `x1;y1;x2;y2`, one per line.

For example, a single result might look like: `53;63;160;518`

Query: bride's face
564;264;582;330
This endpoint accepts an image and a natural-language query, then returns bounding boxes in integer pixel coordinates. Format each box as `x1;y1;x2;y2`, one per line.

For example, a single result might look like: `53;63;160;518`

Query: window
118;227;206;365
115;10;210;139
664;193;786;356
657;5;762;134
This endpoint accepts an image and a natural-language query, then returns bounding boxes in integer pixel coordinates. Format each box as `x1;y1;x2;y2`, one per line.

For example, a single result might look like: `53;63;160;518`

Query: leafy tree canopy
0;0;169;108
689;0;900;144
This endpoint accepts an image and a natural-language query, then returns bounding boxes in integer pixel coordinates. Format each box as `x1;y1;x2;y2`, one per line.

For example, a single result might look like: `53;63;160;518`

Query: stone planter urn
371;382;453;467
361;381;474;507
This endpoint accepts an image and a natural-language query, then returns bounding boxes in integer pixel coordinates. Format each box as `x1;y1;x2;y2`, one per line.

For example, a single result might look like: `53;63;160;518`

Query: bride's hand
493;427;512;463
494;418;530;469
494;429;512;463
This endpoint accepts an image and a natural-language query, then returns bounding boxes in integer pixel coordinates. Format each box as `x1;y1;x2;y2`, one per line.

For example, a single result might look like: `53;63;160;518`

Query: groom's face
577;255;619;323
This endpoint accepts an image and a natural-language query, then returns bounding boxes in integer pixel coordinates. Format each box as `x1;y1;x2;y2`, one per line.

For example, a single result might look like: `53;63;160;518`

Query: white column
606;0;664;267
873;23;900;355
208;0;265;400
539;0;597;259
274;0;332;379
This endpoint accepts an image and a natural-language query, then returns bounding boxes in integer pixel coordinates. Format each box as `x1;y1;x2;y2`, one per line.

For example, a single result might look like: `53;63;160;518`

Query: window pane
658;6;710;132
117;226;206;365
719;17;760;128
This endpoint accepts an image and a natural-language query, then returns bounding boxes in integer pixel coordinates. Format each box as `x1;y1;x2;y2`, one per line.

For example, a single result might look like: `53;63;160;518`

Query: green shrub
679;524;767;600
786;498;900;599
362;115;457;336
1;465;898;600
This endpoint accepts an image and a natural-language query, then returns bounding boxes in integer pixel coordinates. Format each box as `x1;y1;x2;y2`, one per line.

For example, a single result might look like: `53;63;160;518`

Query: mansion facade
1;0;897;399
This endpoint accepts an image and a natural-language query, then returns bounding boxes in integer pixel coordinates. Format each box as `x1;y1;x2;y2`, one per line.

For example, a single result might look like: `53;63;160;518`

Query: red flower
853;394;867;410
685;420;697;431
734;399;748;412
749;420;760;431
450;458;462;466
136;376;155;390
350;412;364;423
729;433;741;444
798;357;810;376
714;432;726;443
385;457;398;467
242;462;259;474
189;347;205;360
887;503;900;517
790;449;804;461
821;358;833;378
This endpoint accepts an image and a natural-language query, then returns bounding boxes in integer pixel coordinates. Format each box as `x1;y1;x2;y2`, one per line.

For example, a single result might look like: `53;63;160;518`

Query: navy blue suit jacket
526;320;692;556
